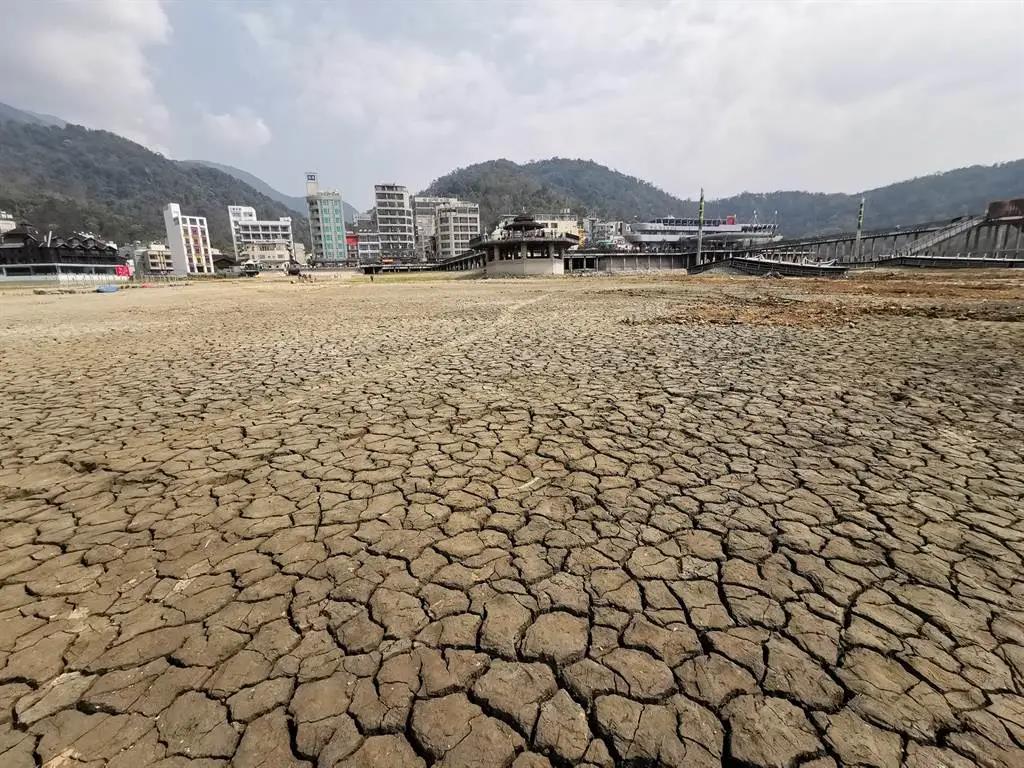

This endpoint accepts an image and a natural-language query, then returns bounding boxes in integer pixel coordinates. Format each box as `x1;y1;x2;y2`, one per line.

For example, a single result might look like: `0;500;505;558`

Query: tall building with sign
305;172;348;265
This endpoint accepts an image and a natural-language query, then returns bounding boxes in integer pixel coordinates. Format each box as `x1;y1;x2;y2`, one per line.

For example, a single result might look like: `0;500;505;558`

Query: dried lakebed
1;272;1023;767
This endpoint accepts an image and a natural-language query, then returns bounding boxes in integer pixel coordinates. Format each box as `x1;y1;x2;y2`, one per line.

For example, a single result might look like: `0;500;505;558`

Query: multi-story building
412;196;459;260
0;210;16;235
374;184;415;261
292;243;307;266
228;205;294;268
353;212;382;263
130;242;175;275
435;201;481;261
1;224;130;281
163;203;214;275
589;220;627;248
493;209;579;240
305;172;349;265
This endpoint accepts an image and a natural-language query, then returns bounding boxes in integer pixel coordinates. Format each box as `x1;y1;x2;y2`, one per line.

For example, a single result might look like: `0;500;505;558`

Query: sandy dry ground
1;271;1023;768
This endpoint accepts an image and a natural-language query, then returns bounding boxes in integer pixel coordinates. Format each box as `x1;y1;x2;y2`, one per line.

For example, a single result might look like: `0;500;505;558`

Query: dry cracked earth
1;272;1023;768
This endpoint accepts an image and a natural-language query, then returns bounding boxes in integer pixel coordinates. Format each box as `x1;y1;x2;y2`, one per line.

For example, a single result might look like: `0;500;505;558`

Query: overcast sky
1;0;1021;210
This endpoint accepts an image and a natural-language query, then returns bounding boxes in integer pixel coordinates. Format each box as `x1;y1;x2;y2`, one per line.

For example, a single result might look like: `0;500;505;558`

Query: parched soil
623;269;1024;326
1;272;1022;768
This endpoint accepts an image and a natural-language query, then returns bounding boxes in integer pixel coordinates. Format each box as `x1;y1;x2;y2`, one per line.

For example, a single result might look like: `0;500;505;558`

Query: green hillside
0;120;309;249
422;157;1024;236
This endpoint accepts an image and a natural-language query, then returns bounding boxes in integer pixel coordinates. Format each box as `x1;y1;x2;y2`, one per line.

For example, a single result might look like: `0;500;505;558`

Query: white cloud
201;109;272;149
3;0;1019;207
0;0;172;152
236;0;1022;202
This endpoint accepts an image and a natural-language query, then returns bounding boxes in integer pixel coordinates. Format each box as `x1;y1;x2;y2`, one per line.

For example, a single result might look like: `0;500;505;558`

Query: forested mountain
183;159;358;223
423;157;1024;236
0;120;308;249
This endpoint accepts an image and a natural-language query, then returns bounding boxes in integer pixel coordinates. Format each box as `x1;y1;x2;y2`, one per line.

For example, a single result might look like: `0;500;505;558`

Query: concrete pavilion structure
482;214;578;277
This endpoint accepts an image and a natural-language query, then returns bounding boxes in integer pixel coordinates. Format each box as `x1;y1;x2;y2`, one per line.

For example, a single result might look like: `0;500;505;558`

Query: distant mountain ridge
0;102;309;249
184;159;358;223
2;98;1021;245
0;101;65;128
423;157;1024;237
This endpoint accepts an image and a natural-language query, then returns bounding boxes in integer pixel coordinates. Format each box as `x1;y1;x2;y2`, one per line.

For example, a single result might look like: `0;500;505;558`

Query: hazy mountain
184;159;358;223
0;119;309;249
423;157;1024;236
0;100;65;128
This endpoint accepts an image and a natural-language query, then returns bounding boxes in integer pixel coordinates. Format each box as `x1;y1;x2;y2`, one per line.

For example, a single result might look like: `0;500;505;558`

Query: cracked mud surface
1;271;1023;768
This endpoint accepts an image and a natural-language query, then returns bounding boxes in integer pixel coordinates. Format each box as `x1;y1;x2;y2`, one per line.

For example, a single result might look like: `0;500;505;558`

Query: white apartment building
305;172;349;264
374;184;415;260
353;212;381;263
0;210;16;235
412;196;458;260
163;203;214;276
228;205;294;268
435;201;481;261
132;242;175;275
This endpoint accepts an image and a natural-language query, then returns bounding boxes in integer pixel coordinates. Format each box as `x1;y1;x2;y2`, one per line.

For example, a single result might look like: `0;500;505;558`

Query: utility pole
695;187;705;264
853;197;865;262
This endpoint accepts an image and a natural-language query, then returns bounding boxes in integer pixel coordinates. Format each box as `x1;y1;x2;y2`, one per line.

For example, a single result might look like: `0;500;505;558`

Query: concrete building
374;184;415;261
493;209;579;240
131;242;175;275
412;196;459;260
305;172;349;265
292;243;307;266
353;212;382;263
1;224;130;282
481;214;578;277
0;210;16;235
228;205;294;269
211;248;235;272
589;220;630;250
435;201;481;261
163;203;214;276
